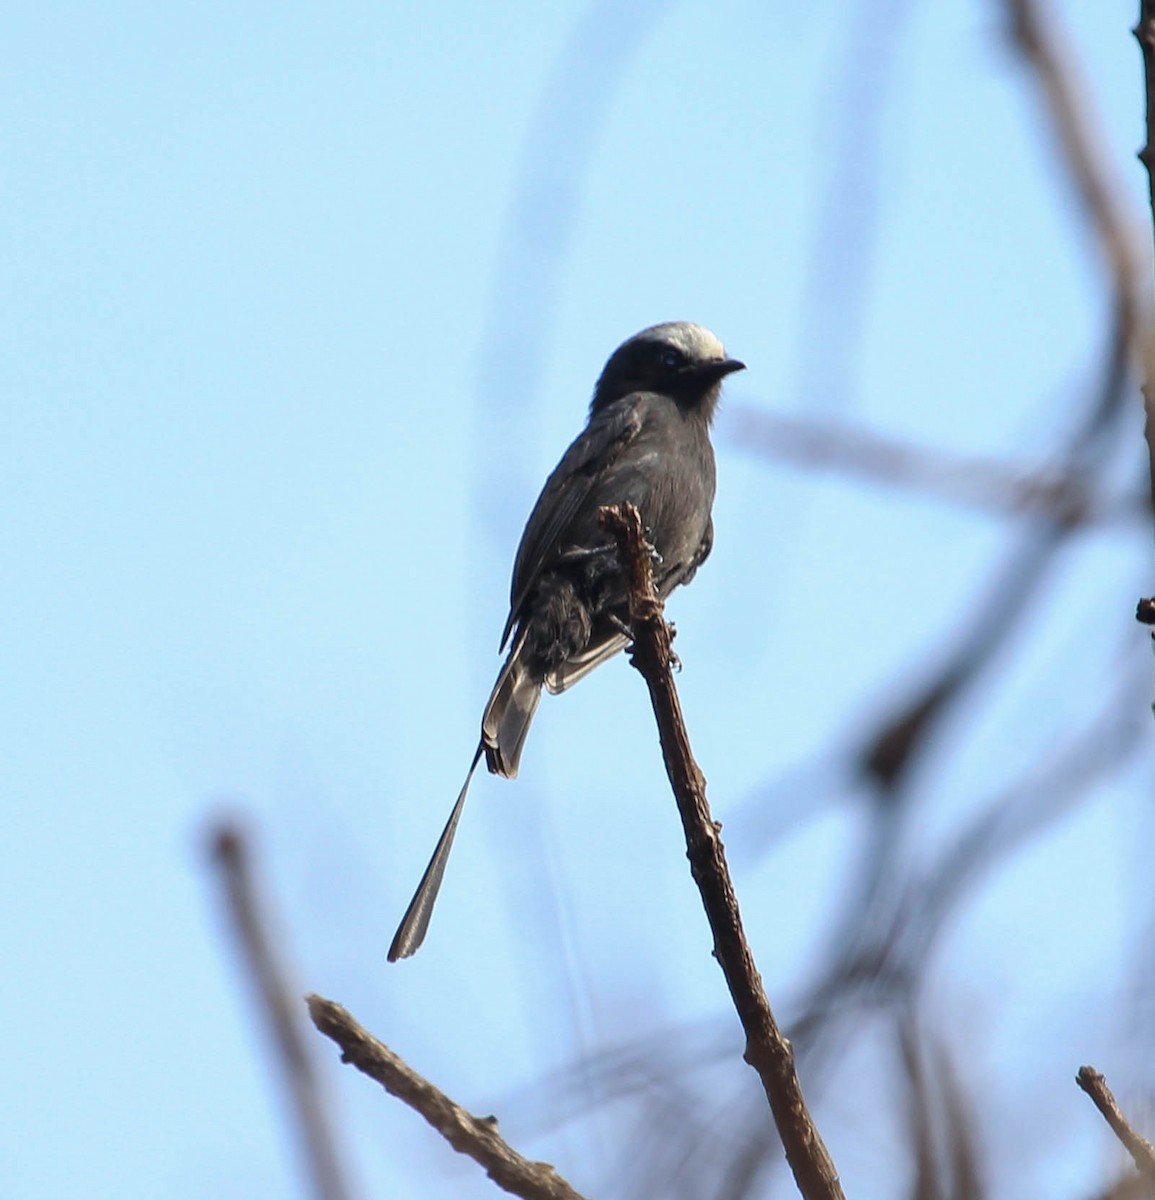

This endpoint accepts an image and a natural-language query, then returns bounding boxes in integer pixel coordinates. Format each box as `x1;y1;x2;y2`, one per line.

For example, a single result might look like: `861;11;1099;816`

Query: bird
387;321;744;960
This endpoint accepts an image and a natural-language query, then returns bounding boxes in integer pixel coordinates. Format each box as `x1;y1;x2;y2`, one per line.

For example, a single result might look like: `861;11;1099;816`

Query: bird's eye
659;349;685;370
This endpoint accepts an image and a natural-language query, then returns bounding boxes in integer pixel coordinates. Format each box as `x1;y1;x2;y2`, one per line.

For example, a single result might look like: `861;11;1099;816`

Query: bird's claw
642;528;664;568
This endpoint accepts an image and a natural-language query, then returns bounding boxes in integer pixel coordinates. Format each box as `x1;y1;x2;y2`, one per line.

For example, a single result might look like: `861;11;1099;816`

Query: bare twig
307;995;588;1200
1077;1066;1155;1182
598;501;845;1200
209;822;356;1200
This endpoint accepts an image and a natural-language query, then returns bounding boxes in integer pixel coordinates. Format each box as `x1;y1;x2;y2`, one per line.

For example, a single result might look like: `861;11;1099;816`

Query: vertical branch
209;821;356;1200
599;502;845;1200
1135;0;1155;611
1136;2;1155;266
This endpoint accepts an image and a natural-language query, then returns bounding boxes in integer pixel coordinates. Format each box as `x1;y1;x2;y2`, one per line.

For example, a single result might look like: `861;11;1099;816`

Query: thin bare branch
1077;1066;1155;1183
598;501;845;1200
1139;2;1155;242
209;822;356;1200
307;996;589;1200
1136;0;1155;523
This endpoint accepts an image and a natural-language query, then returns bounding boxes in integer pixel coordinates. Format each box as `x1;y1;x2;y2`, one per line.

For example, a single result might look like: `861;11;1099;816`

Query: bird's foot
607;612;634;640
642;529;664;568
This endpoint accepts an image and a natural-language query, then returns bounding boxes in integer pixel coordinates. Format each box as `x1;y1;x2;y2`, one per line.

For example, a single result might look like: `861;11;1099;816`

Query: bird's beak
698;357;745;382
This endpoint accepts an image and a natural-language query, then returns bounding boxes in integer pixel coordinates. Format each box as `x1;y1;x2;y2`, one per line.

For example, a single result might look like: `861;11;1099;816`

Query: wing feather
499;398;644;650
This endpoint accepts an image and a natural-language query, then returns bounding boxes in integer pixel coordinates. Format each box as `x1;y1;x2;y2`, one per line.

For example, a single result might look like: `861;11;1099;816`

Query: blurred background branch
209;821;356;1200
725;404;1146;525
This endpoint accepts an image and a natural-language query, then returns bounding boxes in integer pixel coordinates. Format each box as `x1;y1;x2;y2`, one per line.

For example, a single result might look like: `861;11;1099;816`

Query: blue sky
3;2;1149;1197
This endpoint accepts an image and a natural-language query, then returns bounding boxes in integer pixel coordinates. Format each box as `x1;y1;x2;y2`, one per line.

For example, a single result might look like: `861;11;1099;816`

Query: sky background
3;1;1152;1198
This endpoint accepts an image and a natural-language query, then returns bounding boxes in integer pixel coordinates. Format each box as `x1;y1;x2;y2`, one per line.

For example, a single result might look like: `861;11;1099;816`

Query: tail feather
481;634;542;778
387;744;483;961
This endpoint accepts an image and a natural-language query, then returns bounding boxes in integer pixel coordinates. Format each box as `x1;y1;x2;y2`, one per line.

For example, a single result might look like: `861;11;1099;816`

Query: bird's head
590;322;745;419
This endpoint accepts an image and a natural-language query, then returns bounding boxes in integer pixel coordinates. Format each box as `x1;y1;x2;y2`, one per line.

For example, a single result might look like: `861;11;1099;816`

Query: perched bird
387;321;744;960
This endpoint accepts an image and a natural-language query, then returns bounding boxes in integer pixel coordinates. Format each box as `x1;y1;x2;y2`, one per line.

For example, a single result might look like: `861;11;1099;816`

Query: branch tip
1076;1064;1155;1181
